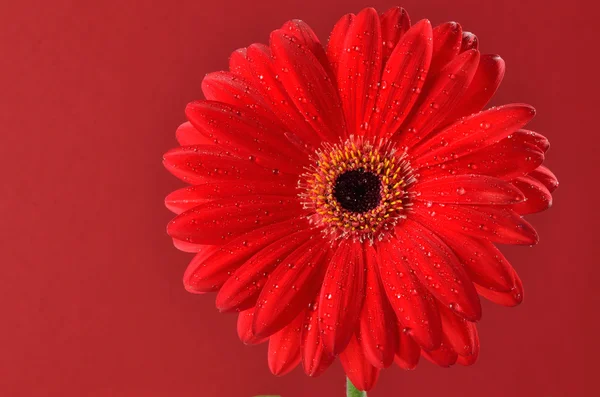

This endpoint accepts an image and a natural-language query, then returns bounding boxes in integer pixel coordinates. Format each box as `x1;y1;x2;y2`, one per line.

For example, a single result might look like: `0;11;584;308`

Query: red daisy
163;6;558;391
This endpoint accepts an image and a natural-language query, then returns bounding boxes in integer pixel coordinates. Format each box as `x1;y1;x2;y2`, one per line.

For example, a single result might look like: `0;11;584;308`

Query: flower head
163;6;557;391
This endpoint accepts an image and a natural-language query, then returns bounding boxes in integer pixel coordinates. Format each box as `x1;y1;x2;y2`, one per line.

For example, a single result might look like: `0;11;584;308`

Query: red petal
165;181;295;215
411;202;538;245
268;311;304;376
172;238;207;253
445;54;506;122
369;19;433;140
394;220;482;321
326;14;354;77
270;29;346;143
395;331;421;370
201;71;275;122
422;334;458;367
245;44;322;149
216;230;316;312
380;7;411;64
377;240;442;350
511;176;553;214
175;121;213;146
460;32;479;52
237;308;268;345
302;300;335;377
475;267;524;307
340;335;380;392
163;145;296;184
412;104;536;167
441;235;516;293
337;7;382;136
414;174;525;205
183;219;305;292
167;196;300;245
359;245;397;368
280;19;334;81
457;324;480;366
430;22;463;75
396;49;480;148
447;236;525;307
515;129;550;152
439;304;479;361
417;133;544;181
185;100;305;172
319;240;365;355
253;239;329;338
228;47;249;77
528;166;559;193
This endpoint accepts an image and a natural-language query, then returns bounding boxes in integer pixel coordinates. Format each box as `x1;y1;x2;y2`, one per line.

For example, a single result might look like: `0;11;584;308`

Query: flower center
300;137;415;242
333;169;382;213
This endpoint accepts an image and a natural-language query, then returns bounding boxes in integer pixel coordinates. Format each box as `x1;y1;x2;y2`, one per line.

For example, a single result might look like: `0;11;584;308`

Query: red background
1;0;597;396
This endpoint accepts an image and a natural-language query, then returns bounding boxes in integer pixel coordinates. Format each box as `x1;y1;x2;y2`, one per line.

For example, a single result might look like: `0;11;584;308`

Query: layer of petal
475;268;524;307
302;300;335;377
185;100;305;172
216;229;316;312
237;308;269;345
511;176;553;214
417;134;544;181
175;121;214;146
268;311;304;376
430;22;462;75
244;43;322;149
460;32;479;52
270;30;346;143
183;219;305;292
163;145;297;184
393;220;482;321
359;245;397;368
165;181;295;215
445;54;505;122
410;202;538;245
380;7;411;64
337;7;382;136
412;104;536;167
172;238;207;253
439;304;479;361
319;240;365;355
413;174;525;205
394;331;421;370
422;334;458;367
528;165;559;193
201;71;275;122
326;13;354;78
340;335;380;392
441;234;516;292
377;240;442;350
167;196;301;245
280;19;334;80
368;19;433;140
253;239;329;338
395;49;480;148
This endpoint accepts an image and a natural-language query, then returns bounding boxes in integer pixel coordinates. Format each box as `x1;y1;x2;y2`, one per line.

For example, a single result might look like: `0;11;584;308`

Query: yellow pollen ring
299;137;414;242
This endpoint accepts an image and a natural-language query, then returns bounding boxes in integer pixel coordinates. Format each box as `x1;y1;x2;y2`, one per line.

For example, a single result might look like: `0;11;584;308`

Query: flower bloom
163;6;557;391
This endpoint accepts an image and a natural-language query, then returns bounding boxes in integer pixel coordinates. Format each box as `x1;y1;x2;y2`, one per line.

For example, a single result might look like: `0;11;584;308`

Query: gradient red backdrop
1;0;597;396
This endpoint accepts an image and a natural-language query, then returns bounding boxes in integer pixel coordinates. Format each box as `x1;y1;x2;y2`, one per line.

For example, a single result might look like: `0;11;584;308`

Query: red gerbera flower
163;6;558;391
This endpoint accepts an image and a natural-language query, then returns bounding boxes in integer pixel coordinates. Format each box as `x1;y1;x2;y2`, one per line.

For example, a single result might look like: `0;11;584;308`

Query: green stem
346;378;367;397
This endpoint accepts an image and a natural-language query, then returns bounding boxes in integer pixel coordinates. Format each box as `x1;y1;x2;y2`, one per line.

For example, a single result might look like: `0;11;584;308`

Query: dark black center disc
333;168;382;213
